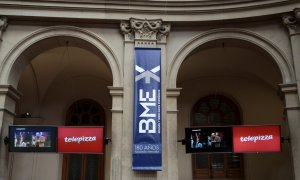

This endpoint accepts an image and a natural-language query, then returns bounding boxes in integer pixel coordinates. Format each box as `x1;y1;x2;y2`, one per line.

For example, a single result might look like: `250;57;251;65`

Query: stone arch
0;25;122;88
168;28;295;88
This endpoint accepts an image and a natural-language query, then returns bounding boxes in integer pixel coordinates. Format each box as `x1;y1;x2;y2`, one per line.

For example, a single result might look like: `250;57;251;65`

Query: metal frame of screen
9;126;57;152
185;126;233;153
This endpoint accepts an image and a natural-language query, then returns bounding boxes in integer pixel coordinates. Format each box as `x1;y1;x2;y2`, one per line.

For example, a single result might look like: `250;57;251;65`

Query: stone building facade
0;0;300;180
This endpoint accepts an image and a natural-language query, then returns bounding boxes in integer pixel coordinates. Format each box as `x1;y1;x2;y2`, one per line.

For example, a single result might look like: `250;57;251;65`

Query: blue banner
132;48;162;171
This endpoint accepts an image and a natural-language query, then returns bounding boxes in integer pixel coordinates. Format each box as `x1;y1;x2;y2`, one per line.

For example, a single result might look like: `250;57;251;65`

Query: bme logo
133;48;162;170
138;89;157;133
135;65;160;134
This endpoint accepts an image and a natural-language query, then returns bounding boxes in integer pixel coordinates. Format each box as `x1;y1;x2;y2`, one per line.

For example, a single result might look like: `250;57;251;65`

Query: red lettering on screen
233;125;281;153
58;127;104;153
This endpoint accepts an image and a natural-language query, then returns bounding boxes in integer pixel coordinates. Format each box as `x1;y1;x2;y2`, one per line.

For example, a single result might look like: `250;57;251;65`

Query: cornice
0;0;296;8
0;0;299;23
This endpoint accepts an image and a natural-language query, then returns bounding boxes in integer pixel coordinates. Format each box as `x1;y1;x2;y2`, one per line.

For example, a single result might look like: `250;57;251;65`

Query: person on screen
195;138;203;148
210;133;216;147
214;132;221;148
36;132;46;147
191;134;195;148
19;134;27;147
207;135;212;147
14;134;17;147
35;132;40;147
31;134;37;147
195;133;203;148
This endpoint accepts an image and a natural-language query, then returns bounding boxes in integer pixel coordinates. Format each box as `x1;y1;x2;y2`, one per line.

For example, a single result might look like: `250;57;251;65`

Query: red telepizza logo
58;127;103;153
64;136;97;143
233;125;281;153
239;135;273;143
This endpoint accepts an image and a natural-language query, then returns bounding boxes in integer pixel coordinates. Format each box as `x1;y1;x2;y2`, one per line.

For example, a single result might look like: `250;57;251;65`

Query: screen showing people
14;131;50;148
9;126;57;152
185;127;233;153
191;131;223;148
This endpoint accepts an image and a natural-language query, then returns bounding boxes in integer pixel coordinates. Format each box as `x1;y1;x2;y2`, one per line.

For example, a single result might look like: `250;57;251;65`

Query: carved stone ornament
283;9;300;35
0;16;8;41
120;18;171;47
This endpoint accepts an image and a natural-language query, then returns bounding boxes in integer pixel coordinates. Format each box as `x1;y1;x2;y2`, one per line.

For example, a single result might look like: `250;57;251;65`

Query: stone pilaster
120;19;135;180
283;9;300;89
282;14;300;179
0;85;22;180
166;88;181;180
0;17;8;41
279;83;300;180
108;86;124;180
119;18;172;180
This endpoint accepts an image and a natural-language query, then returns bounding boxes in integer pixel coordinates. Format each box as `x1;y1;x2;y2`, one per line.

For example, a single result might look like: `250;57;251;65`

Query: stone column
283;10;300;180
120;20;135;180
283;9;300;102
108;86;124;180
166;88;181;180
0;85;22;180
120;18;171;180
279;83;300;180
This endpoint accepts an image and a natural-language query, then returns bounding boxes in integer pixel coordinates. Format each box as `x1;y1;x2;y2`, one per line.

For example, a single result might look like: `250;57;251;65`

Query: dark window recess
191;95;244;179
62;99;105;180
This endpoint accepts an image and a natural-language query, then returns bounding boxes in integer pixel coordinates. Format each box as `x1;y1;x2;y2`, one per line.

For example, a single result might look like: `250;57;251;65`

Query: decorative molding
283;8;300;35
168;28;295;88
279;83;297;93
120;18;170;47
0;26;123;87
166;88;182;97
284;106;300;110
0;16;8;41
110;109;123;113
279;83;300;111
0;85;21;116
0;85;22;101
0;108;16;116
120;21;134;42
166;110;179;114
0;0;298;23
108;86;124;96
166;88;181;113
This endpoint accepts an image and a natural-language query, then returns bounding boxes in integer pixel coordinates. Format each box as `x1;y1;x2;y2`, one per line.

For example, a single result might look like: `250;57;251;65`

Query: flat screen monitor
185;126;233;153
9;126;57;152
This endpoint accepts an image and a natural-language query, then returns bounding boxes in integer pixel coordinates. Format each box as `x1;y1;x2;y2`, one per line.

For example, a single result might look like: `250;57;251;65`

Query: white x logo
135;65;160;83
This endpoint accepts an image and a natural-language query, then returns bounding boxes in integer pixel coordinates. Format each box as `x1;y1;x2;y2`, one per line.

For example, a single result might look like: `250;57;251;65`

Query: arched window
62;99;105;180
191;95;243;179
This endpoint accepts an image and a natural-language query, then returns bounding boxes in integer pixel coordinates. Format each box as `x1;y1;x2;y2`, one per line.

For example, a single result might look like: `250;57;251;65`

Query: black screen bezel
9;126;57;152
185;126;233;153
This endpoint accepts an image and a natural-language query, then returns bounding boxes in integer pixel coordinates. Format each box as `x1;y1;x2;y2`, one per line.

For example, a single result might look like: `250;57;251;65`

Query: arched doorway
62;99;105;180
9;27;117;180
175;36;294;180
191;95;243;179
